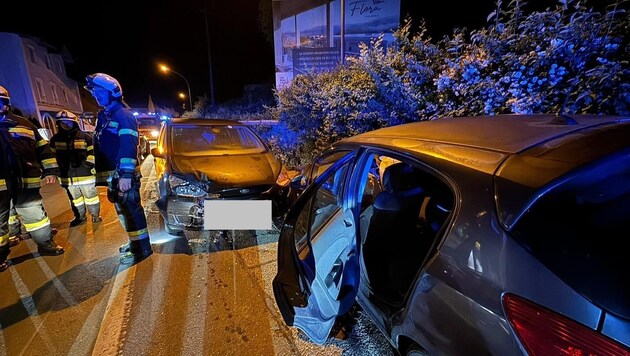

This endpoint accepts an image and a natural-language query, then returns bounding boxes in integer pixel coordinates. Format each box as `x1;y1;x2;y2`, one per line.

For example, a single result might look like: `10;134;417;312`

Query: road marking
90;265;135;356
8;265;56;355
68;261;126;356
182;253;209;356
24;240;78;308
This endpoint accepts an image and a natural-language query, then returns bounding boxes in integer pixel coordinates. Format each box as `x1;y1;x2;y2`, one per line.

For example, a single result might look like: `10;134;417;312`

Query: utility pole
202;1;216;108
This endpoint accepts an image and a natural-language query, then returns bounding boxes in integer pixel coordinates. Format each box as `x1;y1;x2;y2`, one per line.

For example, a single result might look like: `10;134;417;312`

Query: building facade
0;32;86;133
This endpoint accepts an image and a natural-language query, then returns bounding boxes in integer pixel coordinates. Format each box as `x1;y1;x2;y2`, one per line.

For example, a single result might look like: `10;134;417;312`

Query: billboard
273;0;401;90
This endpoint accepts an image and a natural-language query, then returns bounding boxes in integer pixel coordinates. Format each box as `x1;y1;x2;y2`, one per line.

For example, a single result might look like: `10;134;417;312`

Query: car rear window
171;125;266;156
510;149;630;319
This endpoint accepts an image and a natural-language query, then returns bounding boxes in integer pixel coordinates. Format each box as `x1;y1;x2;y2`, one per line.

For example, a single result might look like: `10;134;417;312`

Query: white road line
181;253;209;356
67;262;128;356
24;240;77;307
124;250;170;353
90;265;135;356
8;265;56;355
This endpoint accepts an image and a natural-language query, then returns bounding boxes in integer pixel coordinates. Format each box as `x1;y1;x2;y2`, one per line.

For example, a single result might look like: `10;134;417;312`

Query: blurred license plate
204;200;272;230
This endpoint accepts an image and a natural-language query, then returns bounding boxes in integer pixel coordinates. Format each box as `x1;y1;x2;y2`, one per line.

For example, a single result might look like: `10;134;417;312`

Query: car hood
171;153;281;187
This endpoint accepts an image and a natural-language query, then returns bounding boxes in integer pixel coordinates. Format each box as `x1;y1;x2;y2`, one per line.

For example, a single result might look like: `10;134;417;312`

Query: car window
309;150;352;182
295;160;351;256
171;125;266;156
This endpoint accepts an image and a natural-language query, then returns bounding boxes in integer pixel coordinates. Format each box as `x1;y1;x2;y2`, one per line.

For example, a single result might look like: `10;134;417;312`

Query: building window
27;46;36;63
35;78;46;101
50;83;59;104
63;89;69;103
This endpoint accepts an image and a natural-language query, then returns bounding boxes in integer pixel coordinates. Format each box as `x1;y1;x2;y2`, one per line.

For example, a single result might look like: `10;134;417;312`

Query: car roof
168;118;246;126
345;114;625;154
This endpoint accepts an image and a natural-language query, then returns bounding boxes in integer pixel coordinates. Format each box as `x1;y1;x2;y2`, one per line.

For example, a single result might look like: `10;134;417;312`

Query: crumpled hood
171;153;281;188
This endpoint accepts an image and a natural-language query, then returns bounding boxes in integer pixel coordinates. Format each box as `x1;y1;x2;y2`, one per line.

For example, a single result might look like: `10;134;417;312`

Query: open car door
273;154;360;345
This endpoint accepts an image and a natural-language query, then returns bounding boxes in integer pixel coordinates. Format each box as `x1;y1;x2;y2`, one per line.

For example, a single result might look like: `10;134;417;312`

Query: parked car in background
273;114;630;355
151;118;290;235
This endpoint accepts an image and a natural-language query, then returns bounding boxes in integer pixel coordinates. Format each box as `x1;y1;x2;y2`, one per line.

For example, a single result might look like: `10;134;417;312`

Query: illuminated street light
159;64;193;111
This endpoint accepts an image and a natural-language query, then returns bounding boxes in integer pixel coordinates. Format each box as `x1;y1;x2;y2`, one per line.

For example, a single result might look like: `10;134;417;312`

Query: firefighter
84;73;152;264
0;85;64;271
50;110;102;226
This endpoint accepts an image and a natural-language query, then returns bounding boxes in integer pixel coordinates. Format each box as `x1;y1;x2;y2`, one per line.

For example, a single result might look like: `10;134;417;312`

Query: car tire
165;223;184;236
406;342;429;356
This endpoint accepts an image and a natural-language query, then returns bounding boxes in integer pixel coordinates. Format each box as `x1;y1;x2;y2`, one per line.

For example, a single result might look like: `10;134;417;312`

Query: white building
0;32;86;133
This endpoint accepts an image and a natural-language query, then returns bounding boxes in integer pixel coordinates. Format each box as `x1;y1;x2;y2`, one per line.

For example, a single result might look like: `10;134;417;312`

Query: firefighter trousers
65;184;100;220
0;188;54;247
113;175;150;243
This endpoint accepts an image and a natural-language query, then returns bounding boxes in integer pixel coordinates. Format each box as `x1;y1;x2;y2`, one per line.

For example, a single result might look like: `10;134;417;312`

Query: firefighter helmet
56;110;79;123
84;73;123;98
0;85;10;106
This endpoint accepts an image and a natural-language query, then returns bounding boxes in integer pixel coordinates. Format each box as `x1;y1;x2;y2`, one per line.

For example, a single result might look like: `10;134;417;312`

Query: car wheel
406;342;429;356
165;223;184;236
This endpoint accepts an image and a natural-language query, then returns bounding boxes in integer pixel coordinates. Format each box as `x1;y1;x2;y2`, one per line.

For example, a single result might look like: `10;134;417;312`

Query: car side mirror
38;128;53;141
151;147;165;158
290;175;307;189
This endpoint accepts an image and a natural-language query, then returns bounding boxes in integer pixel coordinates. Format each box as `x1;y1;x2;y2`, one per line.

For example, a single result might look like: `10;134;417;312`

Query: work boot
70;217;87;227
119;238;153;265
0;244;10;272
9;235;20;247
119;241;131;253
92;216;103;223
37;239;65;256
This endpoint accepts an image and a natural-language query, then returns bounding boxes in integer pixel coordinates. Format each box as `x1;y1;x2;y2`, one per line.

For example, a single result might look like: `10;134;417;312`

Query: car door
273;151;359;345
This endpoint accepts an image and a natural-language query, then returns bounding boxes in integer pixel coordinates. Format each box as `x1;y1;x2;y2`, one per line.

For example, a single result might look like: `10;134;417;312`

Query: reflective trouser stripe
9;214;18;224
21;177;41;189
24;217;50;232
0;179;6;191
84;196;100;205
72;197;85;206
127;228;149;241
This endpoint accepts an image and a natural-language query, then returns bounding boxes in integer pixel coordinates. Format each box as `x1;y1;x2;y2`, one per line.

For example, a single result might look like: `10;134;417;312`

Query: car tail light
503;294;630;356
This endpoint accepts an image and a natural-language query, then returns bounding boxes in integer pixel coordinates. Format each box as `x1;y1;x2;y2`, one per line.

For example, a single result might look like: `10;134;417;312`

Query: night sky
2;0;559;111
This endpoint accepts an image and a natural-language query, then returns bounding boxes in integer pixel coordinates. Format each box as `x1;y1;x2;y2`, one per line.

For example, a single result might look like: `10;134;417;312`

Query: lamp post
159;64;193;111
178;92;187;111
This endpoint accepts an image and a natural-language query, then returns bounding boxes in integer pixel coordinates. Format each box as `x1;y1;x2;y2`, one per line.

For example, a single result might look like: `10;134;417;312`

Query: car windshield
138;118;158;128
170;124;266;156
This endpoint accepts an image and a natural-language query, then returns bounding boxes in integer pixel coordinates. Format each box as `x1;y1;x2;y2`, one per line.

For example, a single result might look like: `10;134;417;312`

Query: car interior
359;155;454;308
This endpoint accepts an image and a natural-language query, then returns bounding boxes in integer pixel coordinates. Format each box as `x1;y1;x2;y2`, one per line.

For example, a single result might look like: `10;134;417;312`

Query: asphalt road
0;157;393;356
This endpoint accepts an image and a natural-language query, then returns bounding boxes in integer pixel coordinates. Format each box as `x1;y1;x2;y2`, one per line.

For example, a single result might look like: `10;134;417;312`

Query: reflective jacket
0;112;59;191
49;124;96;186
93;103;140;185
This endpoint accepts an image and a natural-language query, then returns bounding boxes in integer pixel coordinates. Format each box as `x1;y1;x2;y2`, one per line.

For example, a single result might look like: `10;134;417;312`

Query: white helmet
0;85;10;106
56;110;79;123
84;73;123;98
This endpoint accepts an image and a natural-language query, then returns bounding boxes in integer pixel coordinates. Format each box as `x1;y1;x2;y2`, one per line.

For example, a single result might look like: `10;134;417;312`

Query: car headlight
168;175;206;198
151;130;159;138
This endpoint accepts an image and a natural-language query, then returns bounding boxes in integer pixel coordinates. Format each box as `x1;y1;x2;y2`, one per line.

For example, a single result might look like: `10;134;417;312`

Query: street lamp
178;92;187;110
159;64;193;111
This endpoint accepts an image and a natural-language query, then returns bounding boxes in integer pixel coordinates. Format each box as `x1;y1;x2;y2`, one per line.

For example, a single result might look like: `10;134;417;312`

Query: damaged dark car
151;118;289;235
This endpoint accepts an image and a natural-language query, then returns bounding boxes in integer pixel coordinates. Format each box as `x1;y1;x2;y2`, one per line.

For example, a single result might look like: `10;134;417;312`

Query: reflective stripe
0;179;6;191
128;228;148;237
108;122;119;128
36;139;48;147
50;147;57;153
0;233;8;245
21;177;41;189
73;140;87;149
24;216;50;232
55;142;68;150
119;157;137;170
87;145;94;151
84;196;100;205
72;197;85;206
41;158;59;169
86;155;95;164
9;127;35;140
59;176;96;186
118;129;138;137
9;215;18;224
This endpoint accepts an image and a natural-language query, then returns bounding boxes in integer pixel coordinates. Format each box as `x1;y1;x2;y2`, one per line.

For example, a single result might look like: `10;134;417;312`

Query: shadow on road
0;256;119;330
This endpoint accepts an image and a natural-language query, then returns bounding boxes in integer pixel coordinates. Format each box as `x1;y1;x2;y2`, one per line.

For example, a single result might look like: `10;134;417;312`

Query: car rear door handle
343;218;352;227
